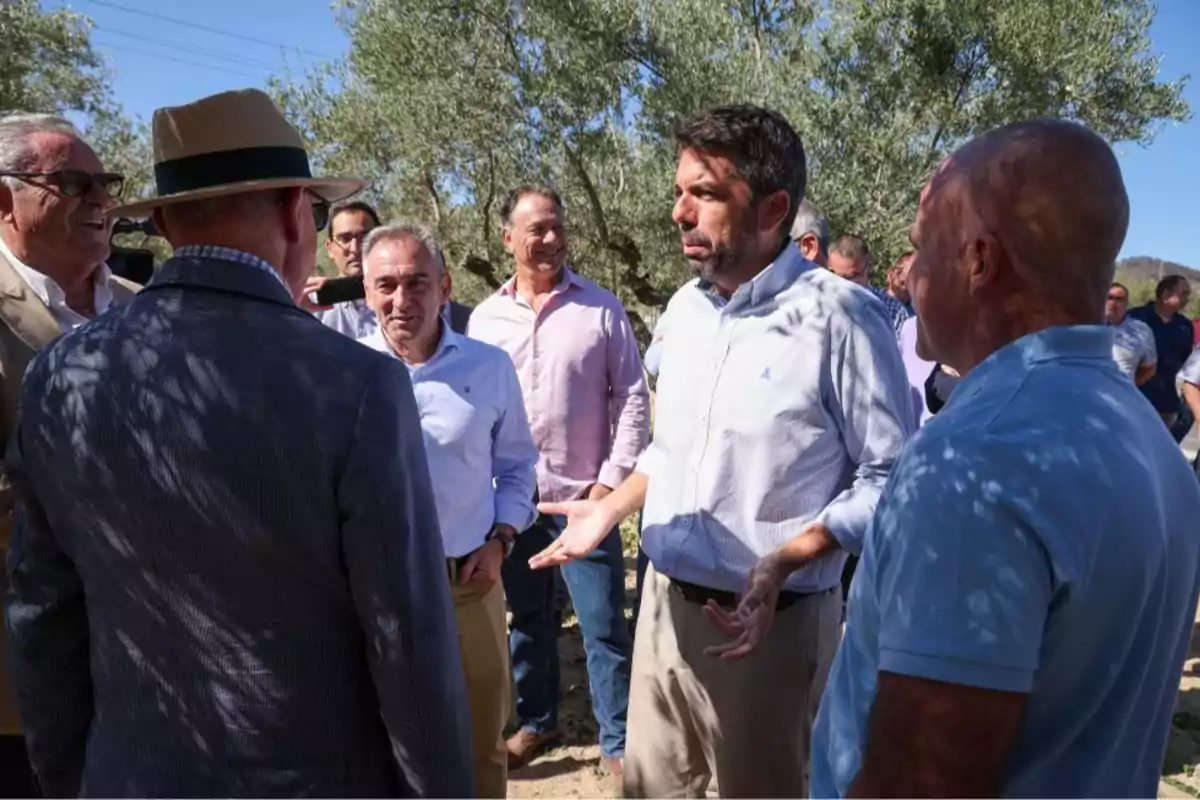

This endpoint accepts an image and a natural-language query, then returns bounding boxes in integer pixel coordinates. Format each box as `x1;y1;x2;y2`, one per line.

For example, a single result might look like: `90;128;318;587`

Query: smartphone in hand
310;275;366;306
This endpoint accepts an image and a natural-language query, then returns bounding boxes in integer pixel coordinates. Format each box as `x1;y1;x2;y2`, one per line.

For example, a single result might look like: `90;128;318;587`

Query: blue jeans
505;512;632;759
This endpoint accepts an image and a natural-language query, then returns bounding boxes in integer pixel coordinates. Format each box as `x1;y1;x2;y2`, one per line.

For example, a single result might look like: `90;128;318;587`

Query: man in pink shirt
468;185;650;778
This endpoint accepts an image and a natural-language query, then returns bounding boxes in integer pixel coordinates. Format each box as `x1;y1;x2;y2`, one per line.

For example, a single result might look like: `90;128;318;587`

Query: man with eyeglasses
0;111;141;797
313;200;381;338
4;89;472;797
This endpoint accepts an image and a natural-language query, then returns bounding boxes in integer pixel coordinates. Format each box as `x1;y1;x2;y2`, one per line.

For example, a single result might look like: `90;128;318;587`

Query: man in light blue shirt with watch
359;222;538;799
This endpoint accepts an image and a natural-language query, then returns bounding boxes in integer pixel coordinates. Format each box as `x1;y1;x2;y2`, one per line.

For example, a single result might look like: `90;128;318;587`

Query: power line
79;0;338;60
95;24;281;70
92;39;272;80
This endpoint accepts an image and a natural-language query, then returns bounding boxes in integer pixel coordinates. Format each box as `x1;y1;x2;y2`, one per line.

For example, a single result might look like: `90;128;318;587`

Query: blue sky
48;0;1200;267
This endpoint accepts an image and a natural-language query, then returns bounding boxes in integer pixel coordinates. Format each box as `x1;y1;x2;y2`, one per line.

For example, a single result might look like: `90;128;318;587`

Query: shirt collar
0;230;113;309
498;266;582;298
697;241;813;313
172;245;288;292
373;319;461;366
947;325;1114;408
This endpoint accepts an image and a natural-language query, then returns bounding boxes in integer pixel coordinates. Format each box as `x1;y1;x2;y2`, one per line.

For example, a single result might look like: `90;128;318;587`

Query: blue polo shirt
811;325;1200;797
1129;303;1194;413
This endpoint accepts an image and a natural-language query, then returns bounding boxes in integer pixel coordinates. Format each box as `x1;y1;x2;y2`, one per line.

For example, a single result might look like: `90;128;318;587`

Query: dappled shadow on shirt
7;288;411;795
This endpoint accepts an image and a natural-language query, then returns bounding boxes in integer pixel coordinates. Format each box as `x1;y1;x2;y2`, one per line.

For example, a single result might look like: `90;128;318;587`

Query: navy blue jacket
5;255;473;797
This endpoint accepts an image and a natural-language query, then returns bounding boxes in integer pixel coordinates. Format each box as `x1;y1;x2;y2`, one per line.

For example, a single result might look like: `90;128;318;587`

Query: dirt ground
1161;611;1200;798
503;561;1200;799
506;620;615;799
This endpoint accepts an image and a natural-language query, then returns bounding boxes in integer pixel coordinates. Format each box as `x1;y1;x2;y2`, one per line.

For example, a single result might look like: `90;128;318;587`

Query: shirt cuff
493;495;537;535
597;460;632;491
815;496;866;556
879;647;1035;694
635;441;666;482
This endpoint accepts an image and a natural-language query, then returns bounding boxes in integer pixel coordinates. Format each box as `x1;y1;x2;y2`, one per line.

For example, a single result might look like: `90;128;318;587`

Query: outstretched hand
528;499;614;569
703;555;786;660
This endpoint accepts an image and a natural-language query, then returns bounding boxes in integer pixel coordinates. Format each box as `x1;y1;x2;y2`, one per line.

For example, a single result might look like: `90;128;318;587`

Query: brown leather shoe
506;729;560;769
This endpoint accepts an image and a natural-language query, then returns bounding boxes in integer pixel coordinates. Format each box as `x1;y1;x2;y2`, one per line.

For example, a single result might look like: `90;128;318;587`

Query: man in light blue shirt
358;222;538;799
812;120;1200;797
526;105;913;798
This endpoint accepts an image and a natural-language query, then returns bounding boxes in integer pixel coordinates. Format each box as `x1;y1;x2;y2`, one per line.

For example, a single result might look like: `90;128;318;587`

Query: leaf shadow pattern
6;270;431;796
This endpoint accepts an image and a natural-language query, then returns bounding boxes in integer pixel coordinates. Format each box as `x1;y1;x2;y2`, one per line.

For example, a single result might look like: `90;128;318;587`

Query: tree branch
563;137;668;308
424;168;443;230
926;42;983;164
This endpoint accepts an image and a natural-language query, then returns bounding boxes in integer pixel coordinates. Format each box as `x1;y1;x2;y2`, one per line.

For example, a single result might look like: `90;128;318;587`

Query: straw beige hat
110;88;367;218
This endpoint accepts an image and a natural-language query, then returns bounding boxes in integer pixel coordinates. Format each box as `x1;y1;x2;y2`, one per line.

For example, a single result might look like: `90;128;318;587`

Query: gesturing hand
703;555;787;660
527;500;614;569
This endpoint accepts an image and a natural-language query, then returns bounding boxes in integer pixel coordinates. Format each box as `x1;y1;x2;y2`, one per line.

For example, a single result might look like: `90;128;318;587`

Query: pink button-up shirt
469;267;650;504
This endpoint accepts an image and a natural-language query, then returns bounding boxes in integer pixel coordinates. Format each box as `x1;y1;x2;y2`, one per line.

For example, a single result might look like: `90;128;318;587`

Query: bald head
908;119;1129;370
946;119;1126;310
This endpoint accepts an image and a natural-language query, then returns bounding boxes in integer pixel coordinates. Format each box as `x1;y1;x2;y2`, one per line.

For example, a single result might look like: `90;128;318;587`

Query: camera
109;217;158;285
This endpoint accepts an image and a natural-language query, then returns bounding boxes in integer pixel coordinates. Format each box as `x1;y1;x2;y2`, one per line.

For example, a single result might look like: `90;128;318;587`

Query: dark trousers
0;734;38;798
505;512;632;759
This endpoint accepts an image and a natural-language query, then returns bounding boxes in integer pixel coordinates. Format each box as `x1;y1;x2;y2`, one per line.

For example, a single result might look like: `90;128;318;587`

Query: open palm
527;499;614;569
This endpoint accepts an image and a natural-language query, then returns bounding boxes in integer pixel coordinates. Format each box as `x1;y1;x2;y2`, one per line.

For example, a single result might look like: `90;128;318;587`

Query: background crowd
0;65;1196;800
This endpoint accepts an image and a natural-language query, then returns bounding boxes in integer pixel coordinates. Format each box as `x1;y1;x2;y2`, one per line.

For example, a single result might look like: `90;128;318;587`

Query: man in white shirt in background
0;111;140;796
1106;281;1157;385
358;223;538;798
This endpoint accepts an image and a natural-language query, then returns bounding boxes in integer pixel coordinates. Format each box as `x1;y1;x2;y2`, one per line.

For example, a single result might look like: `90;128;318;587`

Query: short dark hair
1110;281;1129;296
500;185;564;229
673;104;807;240
830;234;870;263
1156;274;1190;300
329;200;381;230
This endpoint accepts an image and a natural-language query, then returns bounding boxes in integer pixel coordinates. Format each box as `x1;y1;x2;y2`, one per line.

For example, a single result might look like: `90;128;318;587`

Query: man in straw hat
4;88;473;797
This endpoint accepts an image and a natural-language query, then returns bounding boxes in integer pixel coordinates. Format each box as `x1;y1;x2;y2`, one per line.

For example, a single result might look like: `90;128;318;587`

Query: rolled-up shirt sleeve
491;353;538;533
817;300;915;555
598;304;650;489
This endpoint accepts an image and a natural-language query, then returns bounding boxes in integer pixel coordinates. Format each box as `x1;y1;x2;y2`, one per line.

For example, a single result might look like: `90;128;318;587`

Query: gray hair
0;113;82;191
790;199;829;258
362;222;447;277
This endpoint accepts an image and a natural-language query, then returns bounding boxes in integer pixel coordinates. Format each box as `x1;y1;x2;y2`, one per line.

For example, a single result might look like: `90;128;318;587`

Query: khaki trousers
624;563;841;798
449;573;511;799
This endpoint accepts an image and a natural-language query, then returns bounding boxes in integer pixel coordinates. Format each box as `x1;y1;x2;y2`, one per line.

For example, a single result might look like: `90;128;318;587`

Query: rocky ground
1161;610;1200;798
506;619;614;799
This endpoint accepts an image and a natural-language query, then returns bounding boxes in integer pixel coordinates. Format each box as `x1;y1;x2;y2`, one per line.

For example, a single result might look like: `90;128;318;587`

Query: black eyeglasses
1107;294;1128;302
307;191;330;232
0;170;124;198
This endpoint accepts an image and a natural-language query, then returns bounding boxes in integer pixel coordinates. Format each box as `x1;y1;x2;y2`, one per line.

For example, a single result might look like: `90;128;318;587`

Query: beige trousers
624;563;841;798
449;574;511;799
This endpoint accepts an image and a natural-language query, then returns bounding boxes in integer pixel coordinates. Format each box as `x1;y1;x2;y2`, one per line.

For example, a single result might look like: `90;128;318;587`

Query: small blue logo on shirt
760;366;772;380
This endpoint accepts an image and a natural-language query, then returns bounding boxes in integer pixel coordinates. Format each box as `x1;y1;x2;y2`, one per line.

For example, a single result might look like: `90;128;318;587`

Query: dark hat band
154;145;313;195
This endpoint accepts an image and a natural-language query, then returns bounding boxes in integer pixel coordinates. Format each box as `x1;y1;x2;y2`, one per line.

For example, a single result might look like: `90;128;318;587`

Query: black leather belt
668;576;830;612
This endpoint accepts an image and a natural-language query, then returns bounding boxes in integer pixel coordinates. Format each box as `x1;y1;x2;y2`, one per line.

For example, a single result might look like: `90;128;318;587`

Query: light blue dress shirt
360;325;538;557
637;242;914;594
812;325;1200;797
319;298;379;339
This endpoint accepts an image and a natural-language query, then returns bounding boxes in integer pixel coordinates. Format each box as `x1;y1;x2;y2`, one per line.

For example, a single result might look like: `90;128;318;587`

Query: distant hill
1117;256;1200;284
